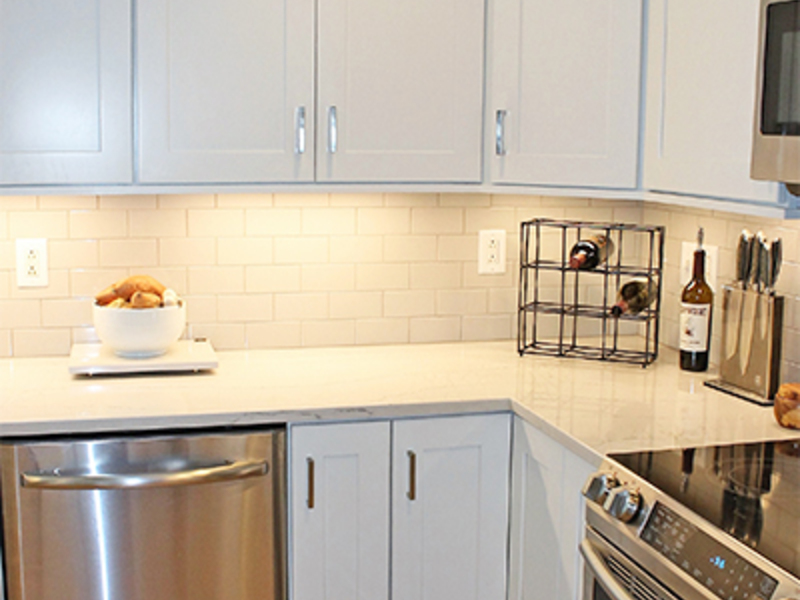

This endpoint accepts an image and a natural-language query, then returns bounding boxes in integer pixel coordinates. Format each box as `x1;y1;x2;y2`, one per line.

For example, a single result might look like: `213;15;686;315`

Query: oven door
581;527;683;600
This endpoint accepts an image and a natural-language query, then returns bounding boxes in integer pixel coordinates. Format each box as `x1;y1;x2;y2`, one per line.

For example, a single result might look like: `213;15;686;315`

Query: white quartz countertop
1;341;797;464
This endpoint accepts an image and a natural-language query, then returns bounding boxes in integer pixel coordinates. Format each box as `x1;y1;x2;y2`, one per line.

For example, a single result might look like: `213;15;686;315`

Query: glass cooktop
610;439;800;581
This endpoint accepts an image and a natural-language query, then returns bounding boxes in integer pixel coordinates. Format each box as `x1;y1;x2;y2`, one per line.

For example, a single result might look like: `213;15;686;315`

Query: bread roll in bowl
773;383;800;429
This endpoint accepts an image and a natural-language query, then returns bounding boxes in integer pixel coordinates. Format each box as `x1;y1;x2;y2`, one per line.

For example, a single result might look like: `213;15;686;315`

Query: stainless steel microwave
752;0;800;188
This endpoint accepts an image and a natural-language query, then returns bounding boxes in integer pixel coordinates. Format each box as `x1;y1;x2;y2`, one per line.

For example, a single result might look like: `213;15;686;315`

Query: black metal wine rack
517;218;665;367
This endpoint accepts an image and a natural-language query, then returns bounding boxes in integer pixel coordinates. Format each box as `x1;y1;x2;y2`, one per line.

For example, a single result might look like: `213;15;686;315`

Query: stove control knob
603;486;643;523
582;472;620;505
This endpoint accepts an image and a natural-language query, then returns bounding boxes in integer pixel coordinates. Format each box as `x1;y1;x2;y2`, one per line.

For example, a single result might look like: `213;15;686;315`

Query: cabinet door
137;0;314;184
507;417;597;600
0;0;132;185
290;421;390;600
491;0;641;189
317;0;484;183
392;413;510;600
643;0;779;203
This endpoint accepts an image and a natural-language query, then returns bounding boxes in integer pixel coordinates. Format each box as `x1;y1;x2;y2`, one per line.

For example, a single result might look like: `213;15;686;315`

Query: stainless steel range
582;440;800;600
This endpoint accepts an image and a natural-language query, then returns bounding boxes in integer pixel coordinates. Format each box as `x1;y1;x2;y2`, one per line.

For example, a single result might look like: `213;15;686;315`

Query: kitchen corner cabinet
136;0;315;184
507;416;596;600
316;0;485;183
0;0;132;185
290;413;511;600
642;0;780;205
490;0;642;189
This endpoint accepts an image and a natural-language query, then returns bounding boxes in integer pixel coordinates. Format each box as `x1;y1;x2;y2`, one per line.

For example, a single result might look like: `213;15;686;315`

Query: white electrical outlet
16;238;49;288
680;241;718;292
478;230;507;274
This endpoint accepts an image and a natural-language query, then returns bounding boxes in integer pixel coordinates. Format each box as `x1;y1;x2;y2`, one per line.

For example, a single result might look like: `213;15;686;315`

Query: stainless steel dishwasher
0;427;286;600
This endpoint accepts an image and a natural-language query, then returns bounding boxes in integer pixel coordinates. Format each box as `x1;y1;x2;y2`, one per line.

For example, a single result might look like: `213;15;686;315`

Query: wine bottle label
679;303;711;351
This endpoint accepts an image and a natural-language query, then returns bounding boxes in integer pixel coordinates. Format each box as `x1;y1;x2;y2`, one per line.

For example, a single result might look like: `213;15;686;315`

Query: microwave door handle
579;539;636;600
21;459;269;490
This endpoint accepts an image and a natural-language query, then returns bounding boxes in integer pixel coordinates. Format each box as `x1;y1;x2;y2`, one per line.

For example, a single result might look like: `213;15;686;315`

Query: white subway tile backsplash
275;237;328;264
329;291;383;319
409;316;461;343
384;290;435;317
275;293;328;320
12;328;71;357
302;208;356;235
218;237;273;265
301;264;356;292
356;318;409;345
49;240;98;269
218;294;273;322
70;210;127;239
42;298;92;327
302;319;355;347
129;210;186;237
10;211;68;239
358;207;410;234
0;192;797;362
384;235;437;262
247;208;302;236
188;266;245;295
245;265;301;293
356;263;409;290
160;238;216;266
0;299;40;328
189;209;244;237
247;321;302;348
100;240;158;267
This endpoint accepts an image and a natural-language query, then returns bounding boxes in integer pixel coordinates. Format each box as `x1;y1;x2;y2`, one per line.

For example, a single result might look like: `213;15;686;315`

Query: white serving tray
69;339;218;376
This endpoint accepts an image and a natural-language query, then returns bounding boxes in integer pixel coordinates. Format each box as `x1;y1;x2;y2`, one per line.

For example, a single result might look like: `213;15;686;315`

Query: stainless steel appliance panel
0;428;286;600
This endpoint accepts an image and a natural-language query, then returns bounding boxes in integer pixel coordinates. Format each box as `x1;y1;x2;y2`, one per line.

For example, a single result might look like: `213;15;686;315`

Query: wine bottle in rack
680;227;714;372
611;277;657;316
569;233;615;270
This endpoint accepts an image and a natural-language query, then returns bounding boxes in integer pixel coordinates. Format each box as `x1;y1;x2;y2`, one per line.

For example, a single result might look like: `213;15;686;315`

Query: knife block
706;286;784;405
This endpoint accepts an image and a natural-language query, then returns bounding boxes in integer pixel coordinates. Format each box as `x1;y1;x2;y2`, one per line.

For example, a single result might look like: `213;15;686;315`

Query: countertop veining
1;341;796;465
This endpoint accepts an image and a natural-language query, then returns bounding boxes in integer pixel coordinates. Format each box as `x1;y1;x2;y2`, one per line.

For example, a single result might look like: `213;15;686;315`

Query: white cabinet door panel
643;0;779;203
137;0;314;183
290;421;390;600
491;0;641;188
392;413;510;600
508;417;597;600
0;0;131;184
317;0;484;182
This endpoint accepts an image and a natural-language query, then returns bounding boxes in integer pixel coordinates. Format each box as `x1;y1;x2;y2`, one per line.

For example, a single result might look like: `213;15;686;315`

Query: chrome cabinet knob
603;486;643;523
582;472;620;505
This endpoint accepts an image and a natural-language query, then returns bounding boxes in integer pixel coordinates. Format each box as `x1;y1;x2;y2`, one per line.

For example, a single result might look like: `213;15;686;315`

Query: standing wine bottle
569;233;615;270
680;227;714;371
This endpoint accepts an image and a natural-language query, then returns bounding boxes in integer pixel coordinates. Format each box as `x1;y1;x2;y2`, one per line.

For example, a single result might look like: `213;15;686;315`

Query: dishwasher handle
21;459;269;490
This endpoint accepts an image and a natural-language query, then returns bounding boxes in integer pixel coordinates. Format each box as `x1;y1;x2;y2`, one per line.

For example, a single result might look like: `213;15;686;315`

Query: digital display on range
641;502;778;600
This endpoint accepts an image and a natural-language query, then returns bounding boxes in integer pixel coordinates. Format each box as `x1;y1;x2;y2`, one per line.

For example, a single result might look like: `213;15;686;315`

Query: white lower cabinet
507;416;597;600
290;413;511;600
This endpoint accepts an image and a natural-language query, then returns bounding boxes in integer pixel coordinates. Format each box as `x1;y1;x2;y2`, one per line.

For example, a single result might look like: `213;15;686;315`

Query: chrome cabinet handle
295;106;306;154
495;109;507;156
307;456;315;509
407;450;416;501
579;539;636;600
21;460;268;490
328;106;338;154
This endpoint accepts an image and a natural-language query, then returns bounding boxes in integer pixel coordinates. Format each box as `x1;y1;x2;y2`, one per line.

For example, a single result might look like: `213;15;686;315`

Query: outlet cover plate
16;238;48;288
478;229;507;274
680;242;718;293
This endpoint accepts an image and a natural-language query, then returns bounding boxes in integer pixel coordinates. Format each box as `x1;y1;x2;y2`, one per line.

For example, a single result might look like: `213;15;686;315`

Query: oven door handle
580;539;636;600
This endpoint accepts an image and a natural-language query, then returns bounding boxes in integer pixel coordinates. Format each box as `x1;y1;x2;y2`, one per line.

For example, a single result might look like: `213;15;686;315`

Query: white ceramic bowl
93;303;186;358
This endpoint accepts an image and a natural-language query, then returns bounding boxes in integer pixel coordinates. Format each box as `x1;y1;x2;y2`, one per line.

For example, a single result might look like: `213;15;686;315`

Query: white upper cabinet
316;0;485;183
136;0;315;184
490;0;642;189
642;0;780;204
0;0;132;185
